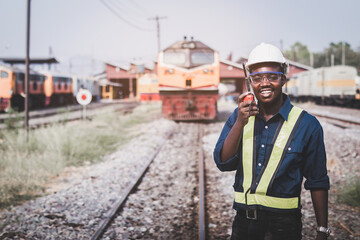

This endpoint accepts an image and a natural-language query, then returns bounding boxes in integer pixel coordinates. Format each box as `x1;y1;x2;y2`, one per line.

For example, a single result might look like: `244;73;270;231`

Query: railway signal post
76;89;92;120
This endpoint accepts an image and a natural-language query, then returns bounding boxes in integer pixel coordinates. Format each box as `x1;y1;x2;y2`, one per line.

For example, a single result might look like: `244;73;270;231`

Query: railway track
311;112;360;128
90;132;172;240
0;100;139;129
198;126;207;240
91;123;208;240
294;102;360;128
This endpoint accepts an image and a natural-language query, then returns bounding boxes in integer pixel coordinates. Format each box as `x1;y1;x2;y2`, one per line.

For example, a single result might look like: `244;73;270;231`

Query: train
41;71;74;107
157;38;220;120
285;65;360;108
0;65;46;111
0;64;100;112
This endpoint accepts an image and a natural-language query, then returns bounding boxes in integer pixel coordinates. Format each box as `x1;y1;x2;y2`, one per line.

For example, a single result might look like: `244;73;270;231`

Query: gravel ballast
0;100;359;239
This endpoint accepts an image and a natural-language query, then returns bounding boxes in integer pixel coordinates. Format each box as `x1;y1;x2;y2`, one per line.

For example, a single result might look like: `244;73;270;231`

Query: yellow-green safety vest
234;106;304;210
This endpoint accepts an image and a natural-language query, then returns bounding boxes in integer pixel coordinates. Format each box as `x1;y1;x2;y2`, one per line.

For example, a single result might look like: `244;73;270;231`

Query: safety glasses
249;71;283;84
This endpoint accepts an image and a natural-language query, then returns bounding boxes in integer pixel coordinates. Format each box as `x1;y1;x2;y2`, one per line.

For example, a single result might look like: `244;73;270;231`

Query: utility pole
310;52;314;67
25;0;31;137
148;15;167;53
48;46;53;70
342;41;345;65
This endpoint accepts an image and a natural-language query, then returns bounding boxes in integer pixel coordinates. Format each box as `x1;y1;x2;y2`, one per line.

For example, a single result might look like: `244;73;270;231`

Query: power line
115;0;149;18
148;16;167;53
99;0;154;32
126;0;149;15
110;0;147;21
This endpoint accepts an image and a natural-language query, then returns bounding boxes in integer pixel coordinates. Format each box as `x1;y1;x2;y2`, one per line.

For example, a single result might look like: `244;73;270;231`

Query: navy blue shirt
213;95;330;211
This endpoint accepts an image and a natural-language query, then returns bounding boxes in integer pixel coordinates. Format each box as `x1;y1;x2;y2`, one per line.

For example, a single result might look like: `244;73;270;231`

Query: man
213;43;330;240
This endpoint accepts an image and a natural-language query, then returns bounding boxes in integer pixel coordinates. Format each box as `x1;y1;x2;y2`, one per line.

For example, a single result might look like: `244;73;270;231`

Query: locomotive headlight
203;68;209;73
166;68;174;74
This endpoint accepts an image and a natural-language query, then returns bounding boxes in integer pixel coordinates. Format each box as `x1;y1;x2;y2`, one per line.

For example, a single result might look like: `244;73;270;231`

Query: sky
0;0;359;75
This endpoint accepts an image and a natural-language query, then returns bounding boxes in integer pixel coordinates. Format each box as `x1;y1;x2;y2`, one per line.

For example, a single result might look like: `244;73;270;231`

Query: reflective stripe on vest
235;106;303;210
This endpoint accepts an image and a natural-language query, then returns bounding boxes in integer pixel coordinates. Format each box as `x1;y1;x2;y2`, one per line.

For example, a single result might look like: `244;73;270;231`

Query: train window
191;51;214;65
16;73;25;83
1;71;9;78
31;74;44;82
33;82;38;90
164;52;186;66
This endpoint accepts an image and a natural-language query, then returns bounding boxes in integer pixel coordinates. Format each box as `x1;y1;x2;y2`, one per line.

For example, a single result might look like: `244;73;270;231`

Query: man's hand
237;92;259;126
316;232;327;240
311;189;329;240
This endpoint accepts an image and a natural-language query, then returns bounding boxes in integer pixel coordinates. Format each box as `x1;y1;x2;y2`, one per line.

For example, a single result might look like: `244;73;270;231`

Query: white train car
72;76;101;102
287;65;360;108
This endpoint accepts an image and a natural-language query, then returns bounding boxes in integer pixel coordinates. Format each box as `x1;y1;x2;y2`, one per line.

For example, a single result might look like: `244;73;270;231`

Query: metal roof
164;40;215;51
287;59;313;70
220;59;244;69
0;57;58;64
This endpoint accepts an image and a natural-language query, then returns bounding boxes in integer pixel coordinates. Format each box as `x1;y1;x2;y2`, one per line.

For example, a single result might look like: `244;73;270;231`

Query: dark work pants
230;209;302;240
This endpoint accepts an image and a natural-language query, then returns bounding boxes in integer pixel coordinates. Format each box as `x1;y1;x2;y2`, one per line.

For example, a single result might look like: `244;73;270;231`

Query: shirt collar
255;94;293;122
278;94;293;121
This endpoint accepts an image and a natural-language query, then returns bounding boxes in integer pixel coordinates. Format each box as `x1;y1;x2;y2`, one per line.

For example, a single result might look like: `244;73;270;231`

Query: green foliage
0;102;161;208
338;179;360;207
4;107;23;129
313;42;360;69
284;42;311;65
285;41;360;73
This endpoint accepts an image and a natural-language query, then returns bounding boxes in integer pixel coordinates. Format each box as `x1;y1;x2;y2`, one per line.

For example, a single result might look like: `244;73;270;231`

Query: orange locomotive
0;64;45;111
157;38;220;120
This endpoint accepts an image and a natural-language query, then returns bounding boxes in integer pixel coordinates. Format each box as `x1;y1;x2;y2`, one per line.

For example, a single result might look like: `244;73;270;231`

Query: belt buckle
246;209;257;220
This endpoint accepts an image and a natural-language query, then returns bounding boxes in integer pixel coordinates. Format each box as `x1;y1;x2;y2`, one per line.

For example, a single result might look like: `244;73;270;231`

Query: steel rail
198;125;206;240
0;100;138;122
312;113;360;126
90;132;173;240
0;101;139;129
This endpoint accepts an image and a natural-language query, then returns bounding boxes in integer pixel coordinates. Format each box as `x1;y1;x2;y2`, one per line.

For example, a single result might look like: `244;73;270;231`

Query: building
219;59;246;96
102;57;311;101
103;62;152;99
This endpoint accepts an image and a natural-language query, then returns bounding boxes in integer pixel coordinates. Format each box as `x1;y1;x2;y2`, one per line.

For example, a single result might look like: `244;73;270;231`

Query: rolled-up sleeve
303;124;330;190
213;109;241;172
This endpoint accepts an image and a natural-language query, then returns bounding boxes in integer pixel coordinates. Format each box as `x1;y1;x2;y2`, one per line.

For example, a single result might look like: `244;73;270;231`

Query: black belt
237;209;263;220
238;208;301;221
246;209;257;220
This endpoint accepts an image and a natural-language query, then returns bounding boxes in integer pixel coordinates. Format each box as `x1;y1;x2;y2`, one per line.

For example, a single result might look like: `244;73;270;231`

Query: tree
284;41;360;72
284;42;311;66
313;42;360;70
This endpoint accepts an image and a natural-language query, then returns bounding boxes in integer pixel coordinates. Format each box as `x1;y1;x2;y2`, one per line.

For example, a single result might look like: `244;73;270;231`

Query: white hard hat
246;43;288;74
